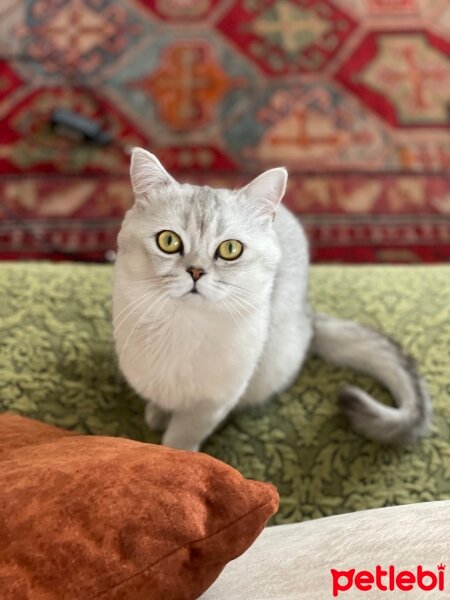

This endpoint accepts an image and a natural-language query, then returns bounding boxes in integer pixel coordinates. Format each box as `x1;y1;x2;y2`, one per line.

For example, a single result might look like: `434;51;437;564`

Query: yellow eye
156;230;182;254
217;239;243;261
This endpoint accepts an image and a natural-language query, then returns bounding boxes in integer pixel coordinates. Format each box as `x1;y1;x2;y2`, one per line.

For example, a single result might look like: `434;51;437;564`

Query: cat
112;148;432;451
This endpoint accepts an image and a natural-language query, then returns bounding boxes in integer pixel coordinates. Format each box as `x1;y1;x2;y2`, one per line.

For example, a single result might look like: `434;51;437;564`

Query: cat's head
116;148;287;309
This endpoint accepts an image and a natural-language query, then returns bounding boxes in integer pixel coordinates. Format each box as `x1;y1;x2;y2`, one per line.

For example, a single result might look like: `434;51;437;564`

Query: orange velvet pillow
0;414;278;599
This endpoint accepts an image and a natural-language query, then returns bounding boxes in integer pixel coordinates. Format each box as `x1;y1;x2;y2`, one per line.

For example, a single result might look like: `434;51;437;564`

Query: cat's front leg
162;399;236;451
144;402;170;432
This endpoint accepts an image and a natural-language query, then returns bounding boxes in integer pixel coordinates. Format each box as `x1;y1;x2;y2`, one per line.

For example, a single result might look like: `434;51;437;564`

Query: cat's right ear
130;148;176;197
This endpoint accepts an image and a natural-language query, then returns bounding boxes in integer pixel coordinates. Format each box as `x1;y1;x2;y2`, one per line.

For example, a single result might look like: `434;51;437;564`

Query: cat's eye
156;230;183;254
217;239;243;261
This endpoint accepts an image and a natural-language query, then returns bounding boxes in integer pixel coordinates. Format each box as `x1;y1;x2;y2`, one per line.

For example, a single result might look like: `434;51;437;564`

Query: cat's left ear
239;168;288;217
130;147;177;197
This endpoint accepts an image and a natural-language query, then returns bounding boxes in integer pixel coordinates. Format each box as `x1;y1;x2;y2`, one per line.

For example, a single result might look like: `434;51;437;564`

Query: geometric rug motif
217;0;357;74
222;82;390;170
105;30;259;139
130;40;245;131
0;87;150;173
0;0;449;263
15;0;146;77
337;30;450;127
1;173;449;264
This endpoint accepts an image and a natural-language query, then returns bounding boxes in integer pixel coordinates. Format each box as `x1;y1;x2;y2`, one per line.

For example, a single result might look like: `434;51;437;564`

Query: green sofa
1;262;449;524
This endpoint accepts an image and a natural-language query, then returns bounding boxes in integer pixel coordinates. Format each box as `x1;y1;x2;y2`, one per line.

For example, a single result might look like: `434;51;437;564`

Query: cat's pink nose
187;267;205;282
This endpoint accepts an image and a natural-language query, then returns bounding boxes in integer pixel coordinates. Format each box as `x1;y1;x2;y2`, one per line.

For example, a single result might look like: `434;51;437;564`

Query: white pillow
201;501;449;600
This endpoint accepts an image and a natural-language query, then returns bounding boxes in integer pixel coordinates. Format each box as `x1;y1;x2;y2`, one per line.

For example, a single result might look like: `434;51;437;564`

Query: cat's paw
144;402;170;432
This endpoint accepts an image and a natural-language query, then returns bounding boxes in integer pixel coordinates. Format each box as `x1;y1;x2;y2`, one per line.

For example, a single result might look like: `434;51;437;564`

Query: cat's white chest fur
114;298;268;411
112;148;431;451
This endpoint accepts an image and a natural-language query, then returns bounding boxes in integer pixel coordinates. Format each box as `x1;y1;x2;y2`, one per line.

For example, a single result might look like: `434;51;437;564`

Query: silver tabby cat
113;148;432;451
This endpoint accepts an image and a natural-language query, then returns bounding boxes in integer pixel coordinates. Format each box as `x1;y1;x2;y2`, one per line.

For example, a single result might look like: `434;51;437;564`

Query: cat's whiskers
200;279;256;321
230;299;251;321
114;275;177;332
220;297;242;327
113;287;156;321
119;291;170;361
219;283;258;314
230;292;257;313
113;288;160;333
217;280;255;299
133;275;177;285
128;295;173;361
218;280;252;294
220;292;252;323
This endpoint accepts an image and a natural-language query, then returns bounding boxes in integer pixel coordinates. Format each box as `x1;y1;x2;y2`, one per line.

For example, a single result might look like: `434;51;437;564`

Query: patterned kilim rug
0;0;449;262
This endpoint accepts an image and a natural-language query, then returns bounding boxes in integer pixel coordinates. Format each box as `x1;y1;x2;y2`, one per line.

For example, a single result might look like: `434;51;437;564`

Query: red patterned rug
0;0;449;262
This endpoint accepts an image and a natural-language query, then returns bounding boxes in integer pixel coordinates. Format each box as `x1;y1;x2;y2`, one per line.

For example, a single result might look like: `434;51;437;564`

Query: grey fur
113;148;433;451
312;314;432;444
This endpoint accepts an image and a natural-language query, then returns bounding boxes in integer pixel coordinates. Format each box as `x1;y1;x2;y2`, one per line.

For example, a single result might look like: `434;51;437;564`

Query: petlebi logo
331;564;446;597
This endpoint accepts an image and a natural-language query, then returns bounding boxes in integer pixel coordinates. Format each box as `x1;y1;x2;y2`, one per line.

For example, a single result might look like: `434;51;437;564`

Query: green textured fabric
1;262;449;524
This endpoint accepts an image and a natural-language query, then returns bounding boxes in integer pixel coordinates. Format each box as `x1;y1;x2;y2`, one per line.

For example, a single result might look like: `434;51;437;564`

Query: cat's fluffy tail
311;313;432;444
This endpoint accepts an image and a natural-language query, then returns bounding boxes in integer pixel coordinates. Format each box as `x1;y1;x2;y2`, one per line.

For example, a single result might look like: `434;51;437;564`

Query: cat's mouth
186;286;202;297
181;281;209;298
